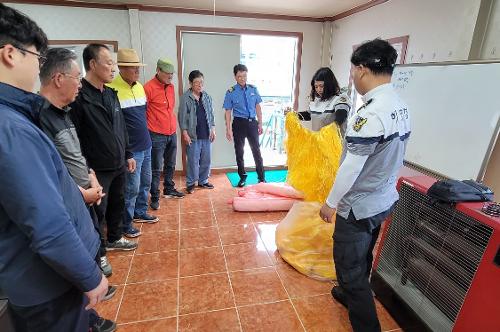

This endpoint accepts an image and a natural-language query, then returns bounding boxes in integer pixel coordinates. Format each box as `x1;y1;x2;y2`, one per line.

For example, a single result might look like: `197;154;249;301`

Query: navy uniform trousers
232;117;264;182
333;205;395;332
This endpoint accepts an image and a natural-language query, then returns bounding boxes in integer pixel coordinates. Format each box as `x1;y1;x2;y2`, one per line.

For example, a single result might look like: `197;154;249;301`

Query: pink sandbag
239;182;304;199
232;194;299;212
231;182;303;212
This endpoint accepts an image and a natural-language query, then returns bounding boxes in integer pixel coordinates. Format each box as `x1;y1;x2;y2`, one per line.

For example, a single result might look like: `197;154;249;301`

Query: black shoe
103;285;117;301
163;189;185;199
198;182;214;189
92;317;116;332
186;184;195;194
258;179;266;183
331;286;347;308
106;237;138;251
237;179;246;187
150;199;160;210
123;225;142;238
133;213;159;224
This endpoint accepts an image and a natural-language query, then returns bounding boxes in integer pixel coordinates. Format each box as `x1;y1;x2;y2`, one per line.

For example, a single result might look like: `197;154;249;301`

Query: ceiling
77;0;372;18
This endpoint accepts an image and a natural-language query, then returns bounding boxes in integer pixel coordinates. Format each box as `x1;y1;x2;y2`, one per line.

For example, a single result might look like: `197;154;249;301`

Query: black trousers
150;131;177;200
232;117;264;181
95;167;126;244
88;205;106;258
333;206;395;332
9;287;89;332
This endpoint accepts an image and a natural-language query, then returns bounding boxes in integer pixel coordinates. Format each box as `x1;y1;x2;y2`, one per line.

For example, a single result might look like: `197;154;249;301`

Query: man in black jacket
71;44;138;253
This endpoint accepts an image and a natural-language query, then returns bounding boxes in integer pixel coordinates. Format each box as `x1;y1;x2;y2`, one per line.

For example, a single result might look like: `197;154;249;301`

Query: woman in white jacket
299;67;352;135
279;68;352;280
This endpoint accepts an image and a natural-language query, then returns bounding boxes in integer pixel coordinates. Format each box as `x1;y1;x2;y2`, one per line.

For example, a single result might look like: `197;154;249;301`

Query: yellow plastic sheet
276;112;344;280
276;202;336;280
284;112;343;203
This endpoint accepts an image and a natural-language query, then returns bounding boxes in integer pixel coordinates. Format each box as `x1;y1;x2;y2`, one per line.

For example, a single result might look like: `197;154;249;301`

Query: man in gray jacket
39;47;117;332
178;70;216;194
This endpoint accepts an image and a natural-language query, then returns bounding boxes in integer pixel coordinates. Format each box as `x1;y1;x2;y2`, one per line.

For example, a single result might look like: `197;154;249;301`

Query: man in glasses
71;44;138;258
0;44;46;67
0;4;108;331
39;47;118;332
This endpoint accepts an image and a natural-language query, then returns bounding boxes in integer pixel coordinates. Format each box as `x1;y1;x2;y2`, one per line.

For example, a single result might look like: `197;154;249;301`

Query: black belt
310;109;334;114
234;116;257;122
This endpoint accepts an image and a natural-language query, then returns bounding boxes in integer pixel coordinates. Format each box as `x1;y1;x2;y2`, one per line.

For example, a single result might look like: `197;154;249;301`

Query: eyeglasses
0;44;47;67
62;73;83;81
97;60;116;67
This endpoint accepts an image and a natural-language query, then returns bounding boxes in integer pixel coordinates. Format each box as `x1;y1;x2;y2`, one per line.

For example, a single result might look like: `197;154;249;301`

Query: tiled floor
96;174;401;332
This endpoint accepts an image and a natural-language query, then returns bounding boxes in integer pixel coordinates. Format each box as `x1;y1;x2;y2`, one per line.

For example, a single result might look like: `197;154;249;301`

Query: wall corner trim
7;0;389;23
325;0;390;21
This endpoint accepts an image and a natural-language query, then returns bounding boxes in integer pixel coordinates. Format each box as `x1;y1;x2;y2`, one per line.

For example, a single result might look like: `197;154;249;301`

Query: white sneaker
100;256;112;277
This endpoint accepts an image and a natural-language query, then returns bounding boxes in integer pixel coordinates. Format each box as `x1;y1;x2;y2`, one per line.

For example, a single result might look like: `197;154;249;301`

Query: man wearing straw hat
108;49;158;239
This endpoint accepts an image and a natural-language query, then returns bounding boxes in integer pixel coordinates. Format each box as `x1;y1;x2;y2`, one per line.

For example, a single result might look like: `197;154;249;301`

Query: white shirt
326;83;411;219
307;93;352;132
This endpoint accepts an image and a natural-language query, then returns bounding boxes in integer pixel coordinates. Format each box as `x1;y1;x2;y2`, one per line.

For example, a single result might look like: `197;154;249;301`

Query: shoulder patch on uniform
353;116;367;132
227;87;234;93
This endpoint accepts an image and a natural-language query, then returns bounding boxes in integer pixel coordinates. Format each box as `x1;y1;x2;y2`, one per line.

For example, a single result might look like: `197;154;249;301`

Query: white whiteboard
392;61;500;181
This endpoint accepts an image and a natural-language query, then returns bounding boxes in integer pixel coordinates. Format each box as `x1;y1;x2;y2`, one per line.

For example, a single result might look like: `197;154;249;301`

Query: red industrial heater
372;175;500;332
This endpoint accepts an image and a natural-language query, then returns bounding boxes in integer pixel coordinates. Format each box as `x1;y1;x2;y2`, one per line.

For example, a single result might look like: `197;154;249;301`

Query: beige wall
7;4;132;49
481;1;500;194
8;3;323;170
138;11;322;110
329;0;482;86
137;11;322;169
481;0;500;59
8;4;322;111
481;0;500;192
8;3;323;112
7;1;499;186
484;140;500;195
327;0;500;193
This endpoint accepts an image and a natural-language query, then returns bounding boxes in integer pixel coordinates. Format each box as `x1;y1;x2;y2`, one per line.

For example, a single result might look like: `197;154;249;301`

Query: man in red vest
144;58;185;210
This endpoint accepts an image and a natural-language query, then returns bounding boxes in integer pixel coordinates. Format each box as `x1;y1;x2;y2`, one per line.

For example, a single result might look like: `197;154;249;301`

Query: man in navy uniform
320;39;411;332
223;64;265;187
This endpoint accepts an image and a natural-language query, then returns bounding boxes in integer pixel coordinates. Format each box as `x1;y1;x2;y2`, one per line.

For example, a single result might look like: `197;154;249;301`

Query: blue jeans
124;148;152;230
186;139;211;186
150;131;177;201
